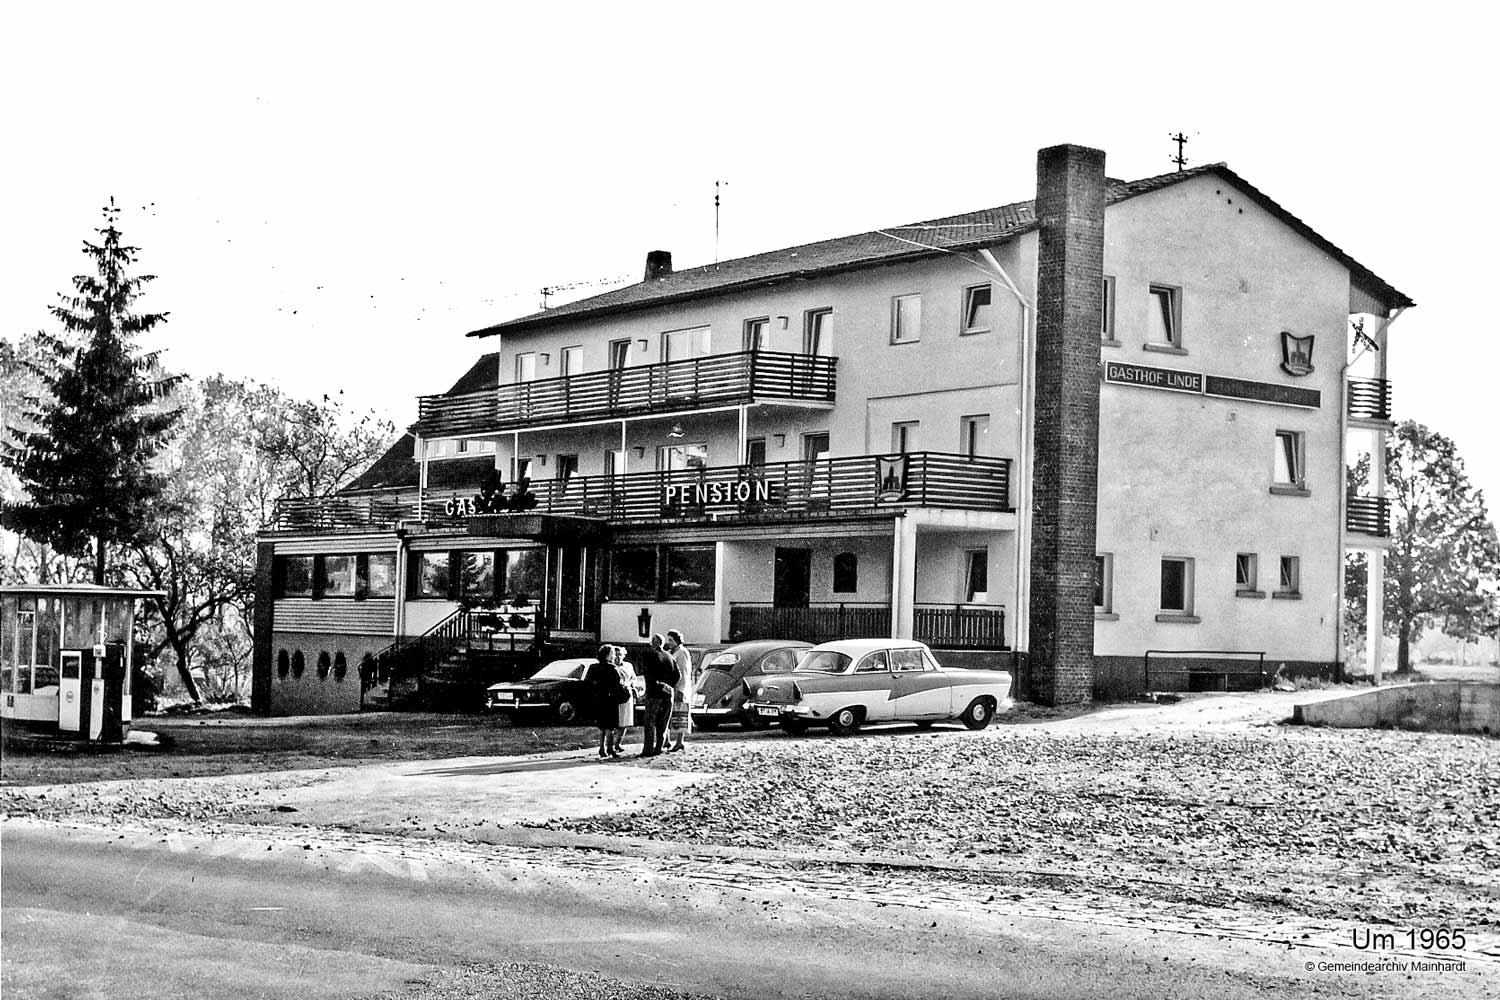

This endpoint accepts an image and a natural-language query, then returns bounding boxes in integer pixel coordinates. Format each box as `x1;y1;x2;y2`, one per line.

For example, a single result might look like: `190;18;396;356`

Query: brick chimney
644;250;673;281
1028;144;1105;706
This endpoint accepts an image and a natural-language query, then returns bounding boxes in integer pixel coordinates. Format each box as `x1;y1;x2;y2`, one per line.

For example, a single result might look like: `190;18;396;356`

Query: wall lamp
668;423;686;439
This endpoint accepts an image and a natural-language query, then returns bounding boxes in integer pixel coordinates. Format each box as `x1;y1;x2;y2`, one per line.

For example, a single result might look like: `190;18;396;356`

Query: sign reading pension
662;477;777;506
1103;361;1204;394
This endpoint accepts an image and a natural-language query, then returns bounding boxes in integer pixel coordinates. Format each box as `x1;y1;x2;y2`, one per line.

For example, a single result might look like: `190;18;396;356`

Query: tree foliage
1347;421;1500;673
0;201;181;583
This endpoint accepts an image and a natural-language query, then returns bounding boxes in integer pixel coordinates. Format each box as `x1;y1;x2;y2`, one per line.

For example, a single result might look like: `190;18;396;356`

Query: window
461;551;496;600
417;552;451;599
891;647;926;672
366;554;397;598
892;421;918;454
513;456;533;481
855;650;891;673
604;449;626;477
964;549;988;602
833;552;858;593
608;338;631;369
744;437;766;467
1236;553;1260;595
1147;284;1181;348
556;454;579;482
1159;557;1195;616
802;433;830;462
1101;276;1117;341
1094;554;1114;614
959;414;989;457
609;547;658;601
515;352;537;383
962;284;992;334
804;308;833;355
657;442;708;471
503;549;544;604
322;555;357;597
662;326;710;362
1277;556;1301;598
1273;430;1306;491
664;545;716;601
560;346;583;377
280;556;314;597
891;294;922;344
455;439;497;456
743;317;770;352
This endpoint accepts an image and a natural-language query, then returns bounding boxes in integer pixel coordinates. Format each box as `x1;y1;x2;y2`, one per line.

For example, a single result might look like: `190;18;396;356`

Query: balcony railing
415;350;837;437
269;452;1012;531
729;602;1008;650
1347;377;1393;422
1346;494;1391;537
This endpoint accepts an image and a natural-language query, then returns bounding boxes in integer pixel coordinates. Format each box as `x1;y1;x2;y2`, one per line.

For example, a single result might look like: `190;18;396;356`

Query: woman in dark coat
584;644;621;759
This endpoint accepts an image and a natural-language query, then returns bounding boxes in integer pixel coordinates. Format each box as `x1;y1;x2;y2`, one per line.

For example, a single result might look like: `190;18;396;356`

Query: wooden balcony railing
1346;494;1391;537
1347;378;1393;422
270;452;1013;531
729;602;1008;650
415;350;837;437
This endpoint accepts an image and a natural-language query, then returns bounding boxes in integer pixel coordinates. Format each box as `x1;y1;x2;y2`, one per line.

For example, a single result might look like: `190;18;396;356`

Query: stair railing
366;606;472;708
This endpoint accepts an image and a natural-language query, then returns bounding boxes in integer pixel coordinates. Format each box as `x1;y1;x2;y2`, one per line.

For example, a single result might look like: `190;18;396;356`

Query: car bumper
743;701;816;720
486;700;552;712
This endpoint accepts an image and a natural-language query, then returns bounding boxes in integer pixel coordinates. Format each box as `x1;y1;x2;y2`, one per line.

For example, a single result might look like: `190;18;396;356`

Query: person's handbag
613;680;632;704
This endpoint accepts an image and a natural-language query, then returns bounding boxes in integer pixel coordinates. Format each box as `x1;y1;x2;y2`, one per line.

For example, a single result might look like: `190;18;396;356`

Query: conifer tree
1;200;181;584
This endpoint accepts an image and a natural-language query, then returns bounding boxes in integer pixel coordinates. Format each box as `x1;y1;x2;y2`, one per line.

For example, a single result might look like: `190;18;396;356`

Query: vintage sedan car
691;640;812;729
485;658;644;724
742;638;1012;735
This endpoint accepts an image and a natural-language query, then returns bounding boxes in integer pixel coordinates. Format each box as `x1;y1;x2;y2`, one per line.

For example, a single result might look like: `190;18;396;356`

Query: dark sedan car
691;640;812;729
485;658;643;724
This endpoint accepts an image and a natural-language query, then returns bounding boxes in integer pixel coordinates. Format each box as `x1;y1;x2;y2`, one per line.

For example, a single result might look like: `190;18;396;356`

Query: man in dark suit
638;633;677;757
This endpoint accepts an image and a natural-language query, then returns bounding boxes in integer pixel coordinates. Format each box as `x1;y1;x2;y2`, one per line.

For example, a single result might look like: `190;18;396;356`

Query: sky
3;2;1496;506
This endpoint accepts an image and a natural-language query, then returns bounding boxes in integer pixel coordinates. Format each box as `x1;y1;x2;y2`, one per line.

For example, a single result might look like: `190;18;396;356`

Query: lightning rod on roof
1170;131;1190;172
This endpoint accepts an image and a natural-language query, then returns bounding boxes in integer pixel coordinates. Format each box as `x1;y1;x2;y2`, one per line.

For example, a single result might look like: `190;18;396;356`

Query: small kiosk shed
0;583;163;742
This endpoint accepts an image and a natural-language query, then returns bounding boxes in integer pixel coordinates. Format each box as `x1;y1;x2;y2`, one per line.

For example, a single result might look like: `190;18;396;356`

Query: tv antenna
715;179;728;266
1169;131;1190;171
538;272;633;310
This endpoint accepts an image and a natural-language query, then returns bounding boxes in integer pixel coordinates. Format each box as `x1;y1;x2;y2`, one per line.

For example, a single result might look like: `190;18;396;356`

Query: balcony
729;602;1008;650
1346;495;1391;537
1347;377;1393;423
415;350;837;437
269;452;1012;532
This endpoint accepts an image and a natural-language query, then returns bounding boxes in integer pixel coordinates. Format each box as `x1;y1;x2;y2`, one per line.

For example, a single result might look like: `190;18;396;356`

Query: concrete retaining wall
1294;683;1499;736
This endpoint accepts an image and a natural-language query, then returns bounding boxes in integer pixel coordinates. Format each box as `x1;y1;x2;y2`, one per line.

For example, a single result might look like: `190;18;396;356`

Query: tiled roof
342;432;495;492
470;163;1410;338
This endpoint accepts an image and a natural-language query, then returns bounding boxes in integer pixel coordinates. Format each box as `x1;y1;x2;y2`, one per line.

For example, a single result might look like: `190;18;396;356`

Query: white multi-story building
252;144;1408;715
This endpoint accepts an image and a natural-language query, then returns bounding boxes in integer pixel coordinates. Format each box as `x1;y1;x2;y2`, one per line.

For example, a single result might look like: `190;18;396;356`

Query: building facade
252;144;1409;715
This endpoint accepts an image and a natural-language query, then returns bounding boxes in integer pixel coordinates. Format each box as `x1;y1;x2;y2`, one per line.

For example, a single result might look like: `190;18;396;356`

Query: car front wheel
555;699;579;724
960;698;994;730
828;707;862;737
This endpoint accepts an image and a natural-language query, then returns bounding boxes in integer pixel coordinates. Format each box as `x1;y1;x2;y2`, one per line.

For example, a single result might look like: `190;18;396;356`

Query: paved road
4;818;1450;1000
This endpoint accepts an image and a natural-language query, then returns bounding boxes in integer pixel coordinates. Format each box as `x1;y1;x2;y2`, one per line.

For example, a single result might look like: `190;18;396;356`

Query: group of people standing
585;630;692;760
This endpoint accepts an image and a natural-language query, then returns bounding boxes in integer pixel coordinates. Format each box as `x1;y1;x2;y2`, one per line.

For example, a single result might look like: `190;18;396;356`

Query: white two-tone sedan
743;638;1013;736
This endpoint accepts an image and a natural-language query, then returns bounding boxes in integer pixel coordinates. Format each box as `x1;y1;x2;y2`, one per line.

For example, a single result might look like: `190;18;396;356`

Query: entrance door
773;548;812;609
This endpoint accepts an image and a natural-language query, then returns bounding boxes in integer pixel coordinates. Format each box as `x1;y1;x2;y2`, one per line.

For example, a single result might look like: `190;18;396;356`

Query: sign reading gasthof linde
1103;361;1204;394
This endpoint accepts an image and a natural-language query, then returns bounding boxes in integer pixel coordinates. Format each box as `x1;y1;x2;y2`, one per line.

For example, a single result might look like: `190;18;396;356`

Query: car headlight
755;685;766;699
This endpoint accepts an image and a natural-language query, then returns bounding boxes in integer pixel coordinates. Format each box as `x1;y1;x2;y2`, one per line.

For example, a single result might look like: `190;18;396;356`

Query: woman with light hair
608;645;634;756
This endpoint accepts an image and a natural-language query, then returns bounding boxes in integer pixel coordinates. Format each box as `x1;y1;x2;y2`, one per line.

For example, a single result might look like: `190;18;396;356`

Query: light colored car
743;638;1013;736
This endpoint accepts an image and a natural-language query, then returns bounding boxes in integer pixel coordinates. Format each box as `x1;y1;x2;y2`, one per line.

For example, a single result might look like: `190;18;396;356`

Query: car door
891;646;951;719
850;649;895;722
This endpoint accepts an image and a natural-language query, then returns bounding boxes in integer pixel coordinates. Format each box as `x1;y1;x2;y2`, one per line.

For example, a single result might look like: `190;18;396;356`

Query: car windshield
534;662;584;680
794;650;852;673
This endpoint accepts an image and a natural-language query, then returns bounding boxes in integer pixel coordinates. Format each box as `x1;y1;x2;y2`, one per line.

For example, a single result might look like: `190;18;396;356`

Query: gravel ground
394;962;724;1000
541;724;1500;930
